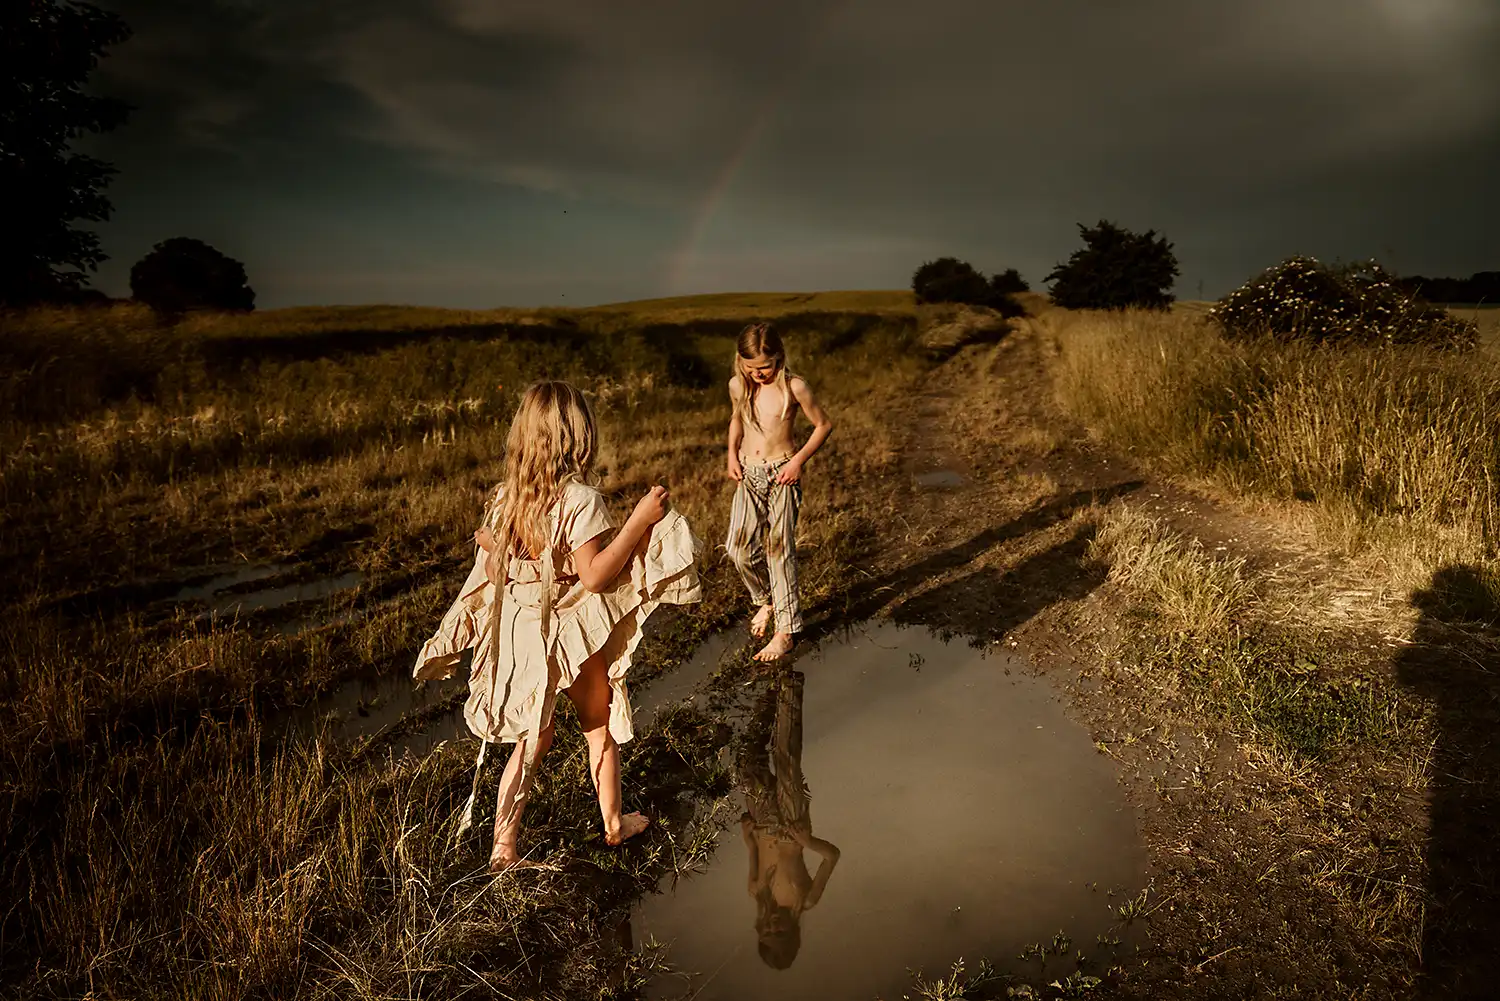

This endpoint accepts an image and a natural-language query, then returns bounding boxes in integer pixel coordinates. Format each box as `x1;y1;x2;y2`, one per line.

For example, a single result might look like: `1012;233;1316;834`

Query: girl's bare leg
566;651;650;845
491;724;553;871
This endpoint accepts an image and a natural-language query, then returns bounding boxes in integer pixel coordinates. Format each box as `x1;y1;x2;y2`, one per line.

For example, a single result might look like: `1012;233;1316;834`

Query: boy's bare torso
739;380;800;462
754;834;814;907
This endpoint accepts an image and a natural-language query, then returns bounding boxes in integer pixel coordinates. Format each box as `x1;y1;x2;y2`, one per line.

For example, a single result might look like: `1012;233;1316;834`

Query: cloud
302;1;838;207
100;0;1500;196
87;0;1500;305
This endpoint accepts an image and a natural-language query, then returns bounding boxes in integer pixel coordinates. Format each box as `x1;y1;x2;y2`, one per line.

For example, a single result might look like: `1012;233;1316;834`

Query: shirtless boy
725;322;834;661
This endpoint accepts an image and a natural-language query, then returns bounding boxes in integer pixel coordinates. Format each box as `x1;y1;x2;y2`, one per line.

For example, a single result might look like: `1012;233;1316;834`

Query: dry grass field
0;292;923;999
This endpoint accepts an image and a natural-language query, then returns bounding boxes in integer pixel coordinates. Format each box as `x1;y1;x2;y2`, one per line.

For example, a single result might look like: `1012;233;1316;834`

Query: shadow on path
891;523;1107;643
799;481;1143;651
1396;566;1500;998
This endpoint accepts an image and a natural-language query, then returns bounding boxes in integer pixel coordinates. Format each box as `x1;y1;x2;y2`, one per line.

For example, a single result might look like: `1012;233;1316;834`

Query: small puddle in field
280;660;470;751
169;564;290;601
632;620;1146;1000
165;563;365;622
212;571;363;617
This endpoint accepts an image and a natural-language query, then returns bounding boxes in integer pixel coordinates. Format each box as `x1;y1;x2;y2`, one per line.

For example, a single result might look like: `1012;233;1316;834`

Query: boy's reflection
736;669;840;970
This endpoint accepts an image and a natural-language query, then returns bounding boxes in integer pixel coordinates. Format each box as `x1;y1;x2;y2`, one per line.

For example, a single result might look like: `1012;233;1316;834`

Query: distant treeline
1395;272;1500;305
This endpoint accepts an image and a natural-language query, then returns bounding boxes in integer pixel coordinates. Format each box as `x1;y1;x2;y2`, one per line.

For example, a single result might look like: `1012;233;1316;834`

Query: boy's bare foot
750;605;774;638
755;632;795;662
604;811;651;846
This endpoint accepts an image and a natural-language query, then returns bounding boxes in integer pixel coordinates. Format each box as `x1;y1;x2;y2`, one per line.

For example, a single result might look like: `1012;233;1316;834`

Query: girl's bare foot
750;605;774;638
604;811;651;846
489;841;523;873
755;632;794;662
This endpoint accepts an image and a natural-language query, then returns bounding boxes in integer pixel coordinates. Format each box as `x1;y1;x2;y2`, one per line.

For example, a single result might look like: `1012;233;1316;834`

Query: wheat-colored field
1451;304;1500;351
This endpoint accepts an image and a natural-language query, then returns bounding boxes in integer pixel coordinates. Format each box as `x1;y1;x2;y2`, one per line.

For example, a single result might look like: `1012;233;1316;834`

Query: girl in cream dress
414;381;702;871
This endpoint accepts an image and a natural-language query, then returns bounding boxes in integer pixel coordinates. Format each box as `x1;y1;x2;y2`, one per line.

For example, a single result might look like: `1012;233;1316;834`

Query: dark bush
1209;256;1476;350
1395;271;1500;305
1045;220;1178;310
912;257;991;306
912;258;1028;316
989;268;1029;296
129;237;256;313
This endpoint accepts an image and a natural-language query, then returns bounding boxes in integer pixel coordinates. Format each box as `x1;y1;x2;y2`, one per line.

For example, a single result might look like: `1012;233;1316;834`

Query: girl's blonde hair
490;381;598;561
733;322;795;429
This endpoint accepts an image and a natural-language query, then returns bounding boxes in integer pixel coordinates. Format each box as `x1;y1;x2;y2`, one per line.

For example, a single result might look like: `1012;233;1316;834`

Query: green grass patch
1145;629;1404;761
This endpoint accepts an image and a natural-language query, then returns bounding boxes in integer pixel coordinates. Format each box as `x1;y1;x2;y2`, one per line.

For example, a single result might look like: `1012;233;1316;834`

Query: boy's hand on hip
727;455;743;481
775;460;803;485
633;485;670;525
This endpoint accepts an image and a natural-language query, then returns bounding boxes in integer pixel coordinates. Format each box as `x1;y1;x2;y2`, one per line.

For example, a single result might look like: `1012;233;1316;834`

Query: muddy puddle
632;620;1146;1000
279;662;469;752
160;562;364;627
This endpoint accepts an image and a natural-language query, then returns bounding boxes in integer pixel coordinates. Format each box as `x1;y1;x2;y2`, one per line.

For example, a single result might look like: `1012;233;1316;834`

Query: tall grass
10;696;728;999
1049;307;1500;584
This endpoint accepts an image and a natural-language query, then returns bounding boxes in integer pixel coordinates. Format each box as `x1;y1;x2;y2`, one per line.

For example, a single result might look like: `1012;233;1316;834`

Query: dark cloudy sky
83;0;1500;309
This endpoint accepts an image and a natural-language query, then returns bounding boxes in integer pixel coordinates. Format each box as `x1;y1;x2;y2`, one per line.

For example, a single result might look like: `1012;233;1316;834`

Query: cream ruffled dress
414;478;702;750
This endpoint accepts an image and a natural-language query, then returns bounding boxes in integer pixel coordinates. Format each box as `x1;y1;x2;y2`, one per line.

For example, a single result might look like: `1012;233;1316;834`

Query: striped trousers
726;456;803;634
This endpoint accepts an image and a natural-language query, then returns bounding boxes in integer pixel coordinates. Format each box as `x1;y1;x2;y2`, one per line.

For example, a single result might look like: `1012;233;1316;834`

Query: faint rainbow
663;2;850;295
662;92;784;294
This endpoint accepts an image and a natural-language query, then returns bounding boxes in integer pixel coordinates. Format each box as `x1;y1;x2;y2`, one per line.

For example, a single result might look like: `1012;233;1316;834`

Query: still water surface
633;621;1145;1000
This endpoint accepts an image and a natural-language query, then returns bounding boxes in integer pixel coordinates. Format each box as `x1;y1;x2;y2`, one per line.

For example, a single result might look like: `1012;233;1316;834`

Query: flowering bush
1209;257;1476;350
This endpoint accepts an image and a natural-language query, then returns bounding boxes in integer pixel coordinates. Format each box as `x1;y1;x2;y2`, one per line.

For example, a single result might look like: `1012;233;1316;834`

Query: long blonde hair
733;322;795;429
489;381;598;561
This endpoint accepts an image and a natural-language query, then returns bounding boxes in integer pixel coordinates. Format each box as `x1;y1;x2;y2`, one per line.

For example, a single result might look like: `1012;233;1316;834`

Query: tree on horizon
1045;220;1178;311
130;238;257;314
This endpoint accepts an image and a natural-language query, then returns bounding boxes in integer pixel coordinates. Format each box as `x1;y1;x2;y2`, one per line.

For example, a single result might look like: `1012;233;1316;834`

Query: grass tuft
1088;506;1254;636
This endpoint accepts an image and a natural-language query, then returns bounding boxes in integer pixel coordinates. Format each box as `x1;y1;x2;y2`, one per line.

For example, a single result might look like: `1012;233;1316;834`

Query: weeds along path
895;302;1485;999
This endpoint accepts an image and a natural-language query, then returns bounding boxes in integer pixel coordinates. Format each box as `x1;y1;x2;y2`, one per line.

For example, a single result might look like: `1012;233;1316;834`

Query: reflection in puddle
737;671;839;971
633;621;1145;1000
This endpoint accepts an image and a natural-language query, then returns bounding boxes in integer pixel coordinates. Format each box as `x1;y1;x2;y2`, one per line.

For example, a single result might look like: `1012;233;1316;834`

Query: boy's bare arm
727;376;745;480
741;814;760;895
776;377;833;485
801;833;840;909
